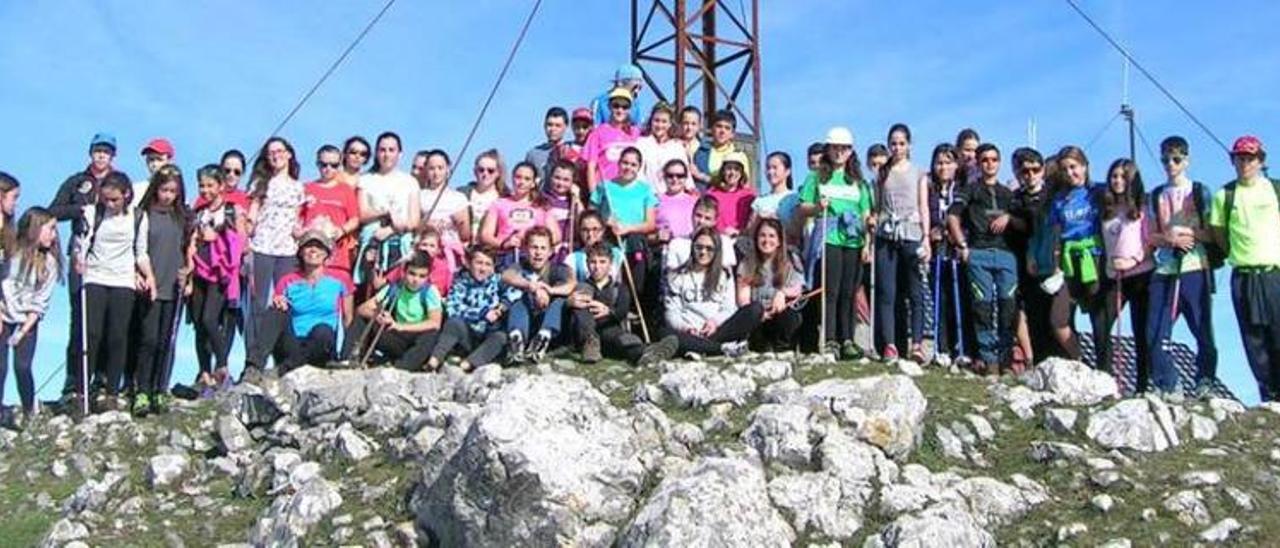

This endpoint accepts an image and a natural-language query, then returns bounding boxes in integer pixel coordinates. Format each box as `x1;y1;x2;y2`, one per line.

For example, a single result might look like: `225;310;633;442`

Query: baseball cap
607;87;633;103
614;63;643;82
571;107;593;122
1231;135;1264;156
141;138;175;158
89;133;117;151
297;229;334;255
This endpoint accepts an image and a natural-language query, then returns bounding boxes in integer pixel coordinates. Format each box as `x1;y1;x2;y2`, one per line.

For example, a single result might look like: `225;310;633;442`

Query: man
590;63;649;126
49;133;130;407
691;109;742;189
131;138;175;207
1209;135;1280;402
948;143;1025;375
525;106;569;183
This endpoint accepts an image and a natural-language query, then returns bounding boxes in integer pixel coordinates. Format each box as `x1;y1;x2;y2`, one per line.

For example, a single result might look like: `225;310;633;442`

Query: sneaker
933;352;953;367
909;344;927;364
200;385;216;400
823;341;841;358
581;334;603;363
954;355;973;369
527;331;552;362
841;340;863;361
132;393;151;418
152;393;173;415
881;344;899;362
93;393;120;413
506;331;526;365
720;340;749;359
637;335;680;367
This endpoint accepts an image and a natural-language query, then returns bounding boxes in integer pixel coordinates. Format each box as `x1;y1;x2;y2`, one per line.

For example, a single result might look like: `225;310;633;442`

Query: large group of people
1;63;1277;429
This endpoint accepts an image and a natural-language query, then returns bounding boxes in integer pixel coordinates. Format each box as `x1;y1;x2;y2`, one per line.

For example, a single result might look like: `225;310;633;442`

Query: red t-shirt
194;189;250;211
300;181;360;272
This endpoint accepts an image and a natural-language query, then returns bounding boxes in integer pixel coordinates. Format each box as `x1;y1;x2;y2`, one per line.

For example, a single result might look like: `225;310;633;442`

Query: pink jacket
193;227;246;301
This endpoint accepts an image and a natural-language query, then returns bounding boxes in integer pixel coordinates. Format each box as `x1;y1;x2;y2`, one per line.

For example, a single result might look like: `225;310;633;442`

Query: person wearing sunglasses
589;63;650;127
300;145;360;275
461;149;508;238
339;136;372;188
1147;136;1218;401
1009;147;1059;366
584;87;641;192
661;226;758;358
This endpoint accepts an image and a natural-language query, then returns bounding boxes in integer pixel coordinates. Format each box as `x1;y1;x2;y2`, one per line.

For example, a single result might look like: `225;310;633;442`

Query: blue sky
2;1;1277;405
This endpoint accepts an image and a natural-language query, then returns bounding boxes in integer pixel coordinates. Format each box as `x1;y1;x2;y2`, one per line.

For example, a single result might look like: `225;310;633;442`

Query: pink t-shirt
1102;207;1155;279
583;123;641;184
657;192;699;239
489;197;548;247
707;186;756;232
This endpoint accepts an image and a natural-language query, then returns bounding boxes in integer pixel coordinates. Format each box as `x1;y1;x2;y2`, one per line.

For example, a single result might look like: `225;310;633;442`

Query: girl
707;152;755;237
565;210;624;283
131;165;190;415
799;126;874;359
248;137;305;344
655;159;698;246
589;147;657;306
462;149;508;237
737;218;804;351
341;135;372;187
543;160;584;260
584;87;642;192
1049;146;1111;373
874;123;931;363
190;165;249;395
418;149;471;268
926;144;967;366
637;102;689;193
479;161;561;266
749;151;801;247
356;131;422;294
662;227;758;357
0;172;21;263
78;174;153;411
1100;158;1154;392
218;149;251;209
1;207;60;427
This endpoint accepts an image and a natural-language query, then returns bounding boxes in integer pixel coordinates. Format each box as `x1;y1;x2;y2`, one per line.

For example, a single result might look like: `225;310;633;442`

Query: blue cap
615;63;643;82
89;133;117;151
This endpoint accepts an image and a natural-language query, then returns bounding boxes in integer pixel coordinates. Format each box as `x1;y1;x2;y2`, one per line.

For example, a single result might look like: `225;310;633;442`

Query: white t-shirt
463;184;501;236
637;135;690;195
420;186;469;246
358;170;418;227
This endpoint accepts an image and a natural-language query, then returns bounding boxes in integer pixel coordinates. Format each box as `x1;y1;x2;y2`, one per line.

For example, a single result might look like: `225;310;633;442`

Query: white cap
825;126;854;146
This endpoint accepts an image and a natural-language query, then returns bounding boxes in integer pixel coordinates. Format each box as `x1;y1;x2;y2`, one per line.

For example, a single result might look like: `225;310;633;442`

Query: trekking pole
932;248;944;362
950;257;967;361
614;232;651;344
355;282;398;369
161;279;187;393
1112;271;1125;393
818;210;828;353
868;227;877;356
79;282;90;416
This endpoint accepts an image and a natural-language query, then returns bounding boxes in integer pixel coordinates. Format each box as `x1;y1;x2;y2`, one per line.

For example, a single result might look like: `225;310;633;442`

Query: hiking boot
823;341;841;358
581;334;603;363
881;344;899;362
132;393;151;418
527;331;552;362
152;392;173;415
720;340;749;359
93;393;120;414
841;340;863;361
506;331;526;365
637;335;680;367
240;366;265;386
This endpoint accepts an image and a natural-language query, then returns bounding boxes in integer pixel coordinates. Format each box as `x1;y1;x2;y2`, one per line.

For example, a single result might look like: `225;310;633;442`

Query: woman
0;172;19;263
247;137;305;347
707;152;756;238
589;147;658;305
190;165;250;395
663;226;759;357
584;87;642;192
479;161;561;265
737;218;804;351
655;159;699;246
637;102;688;194
0;207;60;427
462;149;508;237
355;131;422;291
874;123;931;363
1049;146;1111;373
132;165;190;414
749;151;801;247
799;126;873;359
418;149;471;268
543;160;584;259
1100;158;1154;392
340;136;372;187
926;143;967;366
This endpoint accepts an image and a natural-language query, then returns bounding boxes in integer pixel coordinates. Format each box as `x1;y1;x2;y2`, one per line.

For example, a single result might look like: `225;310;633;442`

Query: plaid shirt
445;271;504;333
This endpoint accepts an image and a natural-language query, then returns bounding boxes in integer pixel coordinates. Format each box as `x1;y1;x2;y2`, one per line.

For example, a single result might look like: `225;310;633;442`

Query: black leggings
821;244;862;344
0;322;39;413
751;306;802;350
134;299;179;394
1101;272;1152;391
663;302;763;355
84;284;136;396
191;278;233;376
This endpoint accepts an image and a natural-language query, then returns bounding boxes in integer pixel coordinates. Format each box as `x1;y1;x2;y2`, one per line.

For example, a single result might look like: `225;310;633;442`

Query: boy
132;138;176;207
428;245;509;372
1010;147;1058;363
570;243;680;364
336;252;443;370
691;109;742;188
501;226;575;363
948;143;1025;375
1209;136;1280;402
246;230;354;377
525;107;569;183
664;196;738;273
1146;136;1218;400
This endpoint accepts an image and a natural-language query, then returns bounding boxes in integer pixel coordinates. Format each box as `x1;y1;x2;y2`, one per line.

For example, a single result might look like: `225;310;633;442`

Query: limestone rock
1190;413;1218;441
1163;489;1211;526
1085;397;1181;452
1021;357;1119;405
767;471;867;540
146;454;189;489
658;362;756;408
40;518;88;548
1042;408;1078;434
1199;518;1241;543
866;503;995;548
742;404;815;469
800;375;927;459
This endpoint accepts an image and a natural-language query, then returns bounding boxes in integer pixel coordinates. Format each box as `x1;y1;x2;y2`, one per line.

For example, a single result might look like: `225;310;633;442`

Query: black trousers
750;306;802;351
251;307;338;372
134;298;178;394
431;317;508;366
0;322;39;413
191;278;233;376
663;302;763;355
821;245;862;344
571;309;645;361
342;316;439;370
1101;272;1152;392
84;284;136;396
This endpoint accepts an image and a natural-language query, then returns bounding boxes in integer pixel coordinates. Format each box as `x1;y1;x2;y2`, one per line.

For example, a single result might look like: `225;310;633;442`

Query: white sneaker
933;353;953;367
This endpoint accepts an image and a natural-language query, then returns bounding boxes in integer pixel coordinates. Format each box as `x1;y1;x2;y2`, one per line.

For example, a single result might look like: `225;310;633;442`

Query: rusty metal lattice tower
630;0;762;145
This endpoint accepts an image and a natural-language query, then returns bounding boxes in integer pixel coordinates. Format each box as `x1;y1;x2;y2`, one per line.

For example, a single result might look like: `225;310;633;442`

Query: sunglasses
221;167;242;176
1161;155;1186;165
476;166;498;174
1019;165;1043;176
664;171;688;179
346;149;369;157
609;102;630;110
979;156;1000;164
317;161;340;169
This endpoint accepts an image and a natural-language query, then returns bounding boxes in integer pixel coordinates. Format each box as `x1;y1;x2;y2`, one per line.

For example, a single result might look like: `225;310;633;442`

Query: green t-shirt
799;170;874;248
375;284;443;324
1208;177;1280;268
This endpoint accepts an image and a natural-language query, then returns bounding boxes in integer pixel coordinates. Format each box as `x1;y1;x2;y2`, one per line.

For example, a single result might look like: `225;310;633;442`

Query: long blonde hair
15;207;62;286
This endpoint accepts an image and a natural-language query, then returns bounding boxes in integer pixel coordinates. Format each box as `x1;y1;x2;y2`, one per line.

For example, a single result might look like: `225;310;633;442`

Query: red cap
571;107;593;122
1231;135;1264;156
141;138;175;157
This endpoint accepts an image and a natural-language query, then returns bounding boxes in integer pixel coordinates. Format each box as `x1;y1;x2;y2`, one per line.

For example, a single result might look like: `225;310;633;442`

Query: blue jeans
1146;270;1217;392
507;296;566;339
874;239;926;351
965;248;1018;365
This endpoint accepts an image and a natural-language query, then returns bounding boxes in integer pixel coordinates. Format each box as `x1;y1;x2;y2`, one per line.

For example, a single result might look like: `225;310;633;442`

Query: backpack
1149;181;1225;271
1219;178;1280;266
383;283;436;317
84;204;144;258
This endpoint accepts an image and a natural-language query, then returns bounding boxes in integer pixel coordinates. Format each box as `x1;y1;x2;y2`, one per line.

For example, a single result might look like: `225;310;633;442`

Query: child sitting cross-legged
427;245;508;372
335;252;443;370
569;242;679;365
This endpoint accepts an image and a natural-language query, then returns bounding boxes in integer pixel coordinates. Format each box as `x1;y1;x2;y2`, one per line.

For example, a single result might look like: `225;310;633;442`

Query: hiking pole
819;210;828;353
1112;271;1125;393
950;257;967;361
868;226;877;357
79;282;90;416
932;247;945;362
160;279;187;394
355;280;398;369
614;232;651;344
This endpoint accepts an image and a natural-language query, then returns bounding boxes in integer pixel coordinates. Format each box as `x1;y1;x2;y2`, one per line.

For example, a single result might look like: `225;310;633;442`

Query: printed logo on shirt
820;184;862;201
77;179;94;194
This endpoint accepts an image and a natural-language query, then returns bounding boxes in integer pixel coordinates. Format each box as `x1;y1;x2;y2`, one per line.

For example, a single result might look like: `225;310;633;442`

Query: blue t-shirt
275;270;352;337
1051;184;1103;242
590;179;659;227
